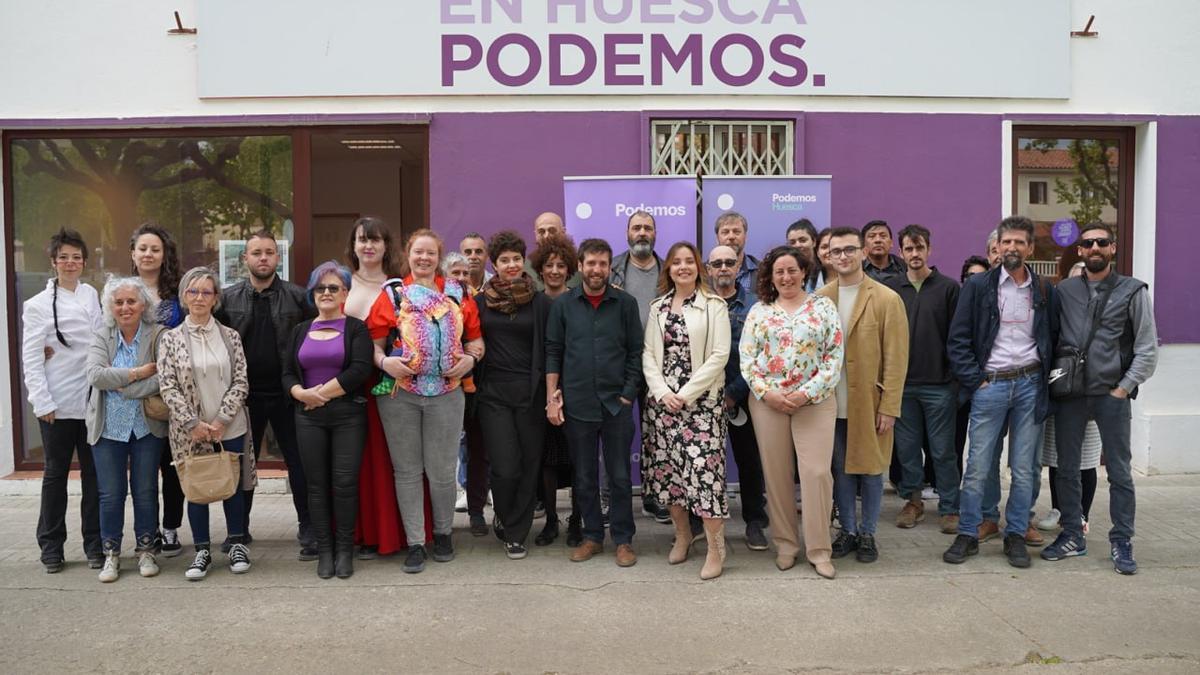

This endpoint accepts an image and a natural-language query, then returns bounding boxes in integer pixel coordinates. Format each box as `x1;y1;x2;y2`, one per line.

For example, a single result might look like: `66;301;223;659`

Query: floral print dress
642;303;729;519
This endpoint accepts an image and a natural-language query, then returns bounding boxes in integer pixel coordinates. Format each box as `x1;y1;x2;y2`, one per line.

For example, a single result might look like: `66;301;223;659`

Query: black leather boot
335;547;354;579
317;550;335;579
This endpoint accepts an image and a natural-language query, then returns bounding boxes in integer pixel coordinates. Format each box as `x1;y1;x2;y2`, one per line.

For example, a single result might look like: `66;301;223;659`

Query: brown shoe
939;514;960;535
895;499;925;529
615;543;638;567
569;539;603;562
1024;525;1045;547
810;561;836;579
977;519;1000;543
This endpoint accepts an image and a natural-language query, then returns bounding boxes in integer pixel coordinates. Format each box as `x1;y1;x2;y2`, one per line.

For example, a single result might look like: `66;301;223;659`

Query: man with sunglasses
945;216;1057;569
706;245;769;551
1041;224;1157;574
217;229;316;559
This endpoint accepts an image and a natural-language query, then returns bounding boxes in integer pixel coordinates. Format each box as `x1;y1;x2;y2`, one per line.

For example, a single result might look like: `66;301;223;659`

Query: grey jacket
609;250;663;290
1056;272;1158;397
85;322;168;445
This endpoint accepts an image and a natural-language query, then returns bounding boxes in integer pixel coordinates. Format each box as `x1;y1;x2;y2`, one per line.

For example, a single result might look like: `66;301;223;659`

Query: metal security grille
651;120;794;176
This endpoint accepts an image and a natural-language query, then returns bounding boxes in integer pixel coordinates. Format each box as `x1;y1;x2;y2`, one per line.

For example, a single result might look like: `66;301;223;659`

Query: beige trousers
748;395;836;564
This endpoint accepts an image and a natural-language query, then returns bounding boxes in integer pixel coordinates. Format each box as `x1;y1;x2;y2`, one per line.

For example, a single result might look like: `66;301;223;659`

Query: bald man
706;244;769;550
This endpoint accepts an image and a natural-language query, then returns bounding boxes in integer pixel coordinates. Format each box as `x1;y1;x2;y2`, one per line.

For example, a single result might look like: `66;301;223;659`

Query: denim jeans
832;419;884;536
565;405;636;546
895;384;960;515
958;372;1043;539
36;419;101;561
1055;394;1136;542
187;435;247;547
92;432;162;553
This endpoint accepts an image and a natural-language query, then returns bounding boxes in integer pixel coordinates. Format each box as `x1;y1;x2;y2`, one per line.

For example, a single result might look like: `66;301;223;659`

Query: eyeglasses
313;284;344;295
1079;237;1112;249
184;289;215;299
708;259;738;269
829;246;861;258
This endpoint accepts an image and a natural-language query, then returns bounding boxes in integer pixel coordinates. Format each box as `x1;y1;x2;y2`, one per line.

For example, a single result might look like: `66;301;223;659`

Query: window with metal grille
651;120;794;176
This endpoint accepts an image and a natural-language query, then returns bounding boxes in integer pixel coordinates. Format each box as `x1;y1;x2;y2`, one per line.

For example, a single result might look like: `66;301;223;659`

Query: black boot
335;547;354;579
317;550;335;579
535;516;560;546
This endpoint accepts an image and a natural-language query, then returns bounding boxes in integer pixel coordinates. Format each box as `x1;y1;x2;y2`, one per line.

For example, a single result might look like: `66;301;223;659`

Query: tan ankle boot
668;509;691;565
700;522;726;580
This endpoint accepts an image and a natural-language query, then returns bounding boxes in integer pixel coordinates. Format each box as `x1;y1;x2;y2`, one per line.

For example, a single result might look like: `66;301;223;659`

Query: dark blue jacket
946;265;1059;422
721;285;757;405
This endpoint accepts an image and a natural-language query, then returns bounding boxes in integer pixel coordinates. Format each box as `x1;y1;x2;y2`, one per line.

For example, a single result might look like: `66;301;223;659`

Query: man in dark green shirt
546;238;643;568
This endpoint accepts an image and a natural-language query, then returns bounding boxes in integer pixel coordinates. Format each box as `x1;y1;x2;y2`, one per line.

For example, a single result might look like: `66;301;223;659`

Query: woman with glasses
86;276;166;582
129;223;187;558
282;261;374;579
22;228;104;573
157;267;254;580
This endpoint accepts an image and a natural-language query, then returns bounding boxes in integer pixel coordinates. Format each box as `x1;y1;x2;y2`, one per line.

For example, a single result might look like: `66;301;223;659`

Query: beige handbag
175;441;240;504
142;326;170;421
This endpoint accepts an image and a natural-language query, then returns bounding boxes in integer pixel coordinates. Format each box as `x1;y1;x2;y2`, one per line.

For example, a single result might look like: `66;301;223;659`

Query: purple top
298;318;346;389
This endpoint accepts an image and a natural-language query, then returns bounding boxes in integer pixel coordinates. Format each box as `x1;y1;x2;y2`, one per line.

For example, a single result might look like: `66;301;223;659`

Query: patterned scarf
483;273;535;315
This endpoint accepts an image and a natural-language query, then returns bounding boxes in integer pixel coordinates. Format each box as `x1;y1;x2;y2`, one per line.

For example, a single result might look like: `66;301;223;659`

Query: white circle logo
717;193;734;210
575;202;593;219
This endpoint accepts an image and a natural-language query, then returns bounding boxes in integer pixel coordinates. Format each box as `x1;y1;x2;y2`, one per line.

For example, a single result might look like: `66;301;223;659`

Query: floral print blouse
738;295;844;404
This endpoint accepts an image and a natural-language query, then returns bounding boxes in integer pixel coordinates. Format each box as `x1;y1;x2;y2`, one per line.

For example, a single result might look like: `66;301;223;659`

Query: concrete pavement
1;472;1198;673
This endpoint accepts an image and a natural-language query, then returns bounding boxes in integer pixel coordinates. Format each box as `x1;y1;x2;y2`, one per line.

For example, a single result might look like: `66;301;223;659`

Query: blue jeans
895;384;960;515
186;436;246;547
832;419;883;536
959;373;1043;539
93;432;162;553
565;405;636;546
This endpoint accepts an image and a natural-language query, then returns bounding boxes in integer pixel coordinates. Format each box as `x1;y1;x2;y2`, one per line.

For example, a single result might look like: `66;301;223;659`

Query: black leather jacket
215;275;314;361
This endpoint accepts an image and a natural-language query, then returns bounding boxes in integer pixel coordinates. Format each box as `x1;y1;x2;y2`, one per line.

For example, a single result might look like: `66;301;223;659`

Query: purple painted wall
803;113;1003;275
1153;117;1200;344
428;110;1197;343
429;112;642;244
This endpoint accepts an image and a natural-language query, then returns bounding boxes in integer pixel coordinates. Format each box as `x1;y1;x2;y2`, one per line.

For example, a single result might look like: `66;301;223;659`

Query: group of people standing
22;206;1158;584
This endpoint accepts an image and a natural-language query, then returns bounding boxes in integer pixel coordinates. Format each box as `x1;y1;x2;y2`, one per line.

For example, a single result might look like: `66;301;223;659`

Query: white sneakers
98;553;120;583
1037;508;1062;531
138;552;160;578
185;549;213;580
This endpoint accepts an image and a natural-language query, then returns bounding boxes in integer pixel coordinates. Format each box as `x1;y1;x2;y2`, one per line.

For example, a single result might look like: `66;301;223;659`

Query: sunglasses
708;259;738;269
313;285;345;295
1079;237;1112;249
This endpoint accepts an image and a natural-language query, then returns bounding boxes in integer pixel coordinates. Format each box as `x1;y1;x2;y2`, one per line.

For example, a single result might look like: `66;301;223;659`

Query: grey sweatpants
378;387;465;544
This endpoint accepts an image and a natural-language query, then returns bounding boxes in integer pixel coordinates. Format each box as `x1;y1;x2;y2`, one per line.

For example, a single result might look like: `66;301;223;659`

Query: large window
1013;126;1134;280
7;132;293;466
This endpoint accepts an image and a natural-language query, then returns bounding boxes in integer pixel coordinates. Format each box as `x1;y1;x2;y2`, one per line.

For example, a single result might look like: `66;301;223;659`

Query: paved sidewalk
1;472;1198;674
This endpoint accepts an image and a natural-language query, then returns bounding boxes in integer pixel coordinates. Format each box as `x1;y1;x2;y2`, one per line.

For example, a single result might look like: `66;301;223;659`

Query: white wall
2;1;1200;119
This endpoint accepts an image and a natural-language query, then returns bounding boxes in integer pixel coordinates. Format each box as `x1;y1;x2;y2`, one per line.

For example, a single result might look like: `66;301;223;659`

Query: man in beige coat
818;227;909;563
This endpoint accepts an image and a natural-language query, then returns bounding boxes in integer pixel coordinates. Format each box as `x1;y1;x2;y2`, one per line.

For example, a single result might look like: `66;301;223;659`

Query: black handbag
1049;282;1115;400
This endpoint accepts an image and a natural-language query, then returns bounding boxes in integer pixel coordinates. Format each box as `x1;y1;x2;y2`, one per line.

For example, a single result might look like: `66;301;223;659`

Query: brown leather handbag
175;441;240;504
142;326;170;421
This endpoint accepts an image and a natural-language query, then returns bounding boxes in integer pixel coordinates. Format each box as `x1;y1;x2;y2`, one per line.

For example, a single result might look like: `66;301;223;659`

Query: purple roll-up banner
700;176;833;262
563;176;699;257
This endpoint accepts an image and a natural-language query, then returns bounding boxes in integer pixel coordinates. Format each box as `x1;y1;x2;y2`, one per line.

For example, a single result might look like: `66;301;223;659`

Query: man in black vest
1040;223;1158;574
216;230;316;559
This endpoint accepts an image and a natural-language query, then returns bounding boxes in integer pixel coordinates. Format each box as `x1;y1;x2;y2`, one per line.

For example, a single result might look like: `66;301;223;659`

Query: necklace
353;270;386;286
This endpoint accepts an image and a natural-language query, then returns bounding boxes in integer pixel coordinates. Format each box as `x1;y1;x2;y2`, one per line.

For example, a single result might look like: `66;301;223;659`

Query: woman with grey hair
86;276;167;582
441;251;472;286
282;261;374;579
157;267;255;580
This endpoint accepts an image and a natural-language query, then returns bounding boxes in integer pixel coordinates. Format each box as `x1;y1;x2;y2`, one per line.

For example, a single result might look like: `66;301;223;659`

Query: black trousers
463;393;490;515
159;444;184;530
36;419;101;561
728;408;768;526
477;379;545;544
295;398;367;551
247;392;311;533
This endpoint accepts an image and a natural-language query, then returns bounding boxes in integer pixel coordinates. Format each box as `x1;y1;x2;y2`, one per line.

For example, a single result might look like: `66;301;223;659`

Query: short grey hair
441;251;468;275
178;266;222;313
985;228;999;251
100;275;158;328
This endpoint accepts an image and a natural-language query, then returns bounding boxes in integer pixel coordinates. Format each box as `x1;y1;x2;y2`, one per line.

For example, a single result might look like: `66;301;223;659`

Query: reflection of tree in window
13;136;292;267
1024;138;1119;225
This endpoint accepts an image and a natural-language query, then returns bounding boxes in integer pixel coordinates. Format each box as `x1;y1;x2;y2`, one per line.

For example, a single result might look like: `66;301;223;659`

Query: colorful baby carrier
371;278;468;397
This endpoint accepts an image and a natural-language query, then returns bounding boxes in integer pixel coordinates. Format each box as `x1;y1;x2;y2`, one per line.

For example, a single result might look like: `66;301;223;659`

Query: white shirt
21;279;102;419
984;265;1040;372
